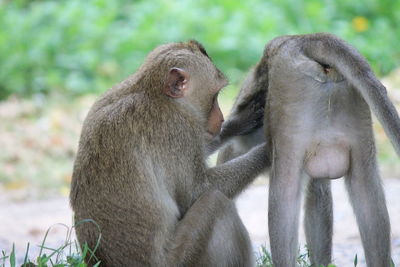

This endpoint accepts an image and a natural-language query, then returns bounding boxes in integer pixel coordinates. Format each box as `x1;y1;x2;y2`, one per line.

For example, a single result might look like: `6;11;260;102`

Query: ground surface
0;69;399;265
1;177;399;266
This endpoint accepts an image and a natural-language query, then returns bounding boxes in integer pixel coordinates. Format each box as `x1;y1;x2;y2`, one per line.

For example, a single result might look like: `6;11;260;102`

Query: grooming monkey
221;33;399;267
70;40;268;267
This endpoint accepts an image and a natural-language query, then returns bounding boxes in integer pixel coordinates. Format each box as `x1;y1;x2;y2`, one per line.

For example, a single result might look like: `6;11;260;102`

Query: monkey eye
212;92;219;103
208;92;219;112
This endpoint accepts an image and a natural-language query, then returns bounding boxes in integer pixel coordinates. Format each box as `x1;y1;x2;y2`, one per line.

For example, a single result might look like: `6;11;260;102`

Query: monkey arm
166;190;231;266
205;133;233;156
205;143;270;199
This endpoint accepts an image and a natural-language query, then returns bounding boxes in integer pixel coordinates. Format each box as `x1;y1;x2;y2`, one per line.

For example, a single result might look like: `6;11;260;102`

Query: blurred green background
1;0;400;99
0;0;399;198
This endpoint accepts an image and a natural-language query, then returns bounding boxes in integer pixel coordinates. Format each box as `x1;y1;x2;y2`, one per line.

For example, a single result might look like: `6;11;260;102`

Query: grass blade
23;242;30;265
9;244;15;267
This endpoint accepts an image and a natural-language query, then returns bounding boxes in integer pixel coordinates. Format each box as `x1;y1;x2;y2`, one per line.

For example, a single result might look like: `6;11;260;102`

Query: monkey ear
165;68;189;98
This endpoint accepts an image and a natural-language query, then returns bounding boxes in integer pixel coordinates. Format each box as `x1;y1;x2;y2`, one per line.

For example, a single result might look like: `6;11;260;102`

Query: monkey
217;33;399;266
70;40;269;267
253;33;399;267
216;68;267;164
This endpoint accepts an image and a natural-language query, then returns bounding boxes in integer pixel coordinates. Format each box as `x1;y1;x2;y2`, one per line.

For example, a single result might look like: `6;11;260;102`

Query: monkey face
206;92;224;137
161;40;228;140
185;78;226;141
191;73;227;140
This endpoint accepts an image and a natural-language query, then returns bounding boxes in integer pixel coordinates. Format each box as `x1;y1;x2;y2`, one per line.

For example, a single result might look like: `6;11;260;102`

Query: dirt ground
0;177;399;266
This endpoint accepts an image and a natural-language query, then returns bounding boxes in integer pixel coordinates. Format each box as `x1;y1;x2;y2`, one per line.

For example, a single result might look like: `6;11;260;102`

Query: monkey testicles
305;143;350;179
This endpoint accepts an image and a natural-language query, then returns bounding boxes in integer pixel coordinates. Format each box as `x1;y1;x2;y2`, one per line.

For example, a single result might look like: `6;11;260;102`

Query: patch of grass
256;245;326;267
1;230;396;266
0;221;101;267
257;245;397;267
256;245;366;267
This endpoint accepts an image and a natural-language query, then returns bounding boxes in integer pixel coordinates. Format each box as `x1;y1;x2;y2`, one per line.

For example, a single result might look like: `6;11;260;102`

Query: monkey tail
302;33;400;156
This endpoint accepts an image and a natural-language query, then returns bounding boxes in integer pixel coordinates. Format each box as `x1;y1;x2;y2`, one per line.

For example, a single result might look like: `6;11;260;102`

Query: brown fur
70;40;268;267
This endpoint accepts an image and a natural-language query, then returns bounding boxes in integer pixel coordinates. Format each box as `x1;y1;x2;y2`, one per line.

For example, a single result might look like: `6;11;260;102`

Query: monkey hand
220;90;265;139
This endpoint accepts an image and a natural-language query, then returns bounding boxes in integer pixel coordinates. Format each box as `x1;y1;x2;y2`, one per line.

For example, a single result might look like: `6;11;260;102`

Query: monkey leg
304;179;333;266
167;189;250;267
196;199;254;267
345;146;391;267
268;154;304;267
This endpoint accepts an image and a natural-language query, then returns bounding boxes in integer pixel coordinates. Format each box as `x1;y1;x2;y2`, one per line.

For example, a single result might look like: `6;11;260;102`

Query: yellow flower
352;16;369;32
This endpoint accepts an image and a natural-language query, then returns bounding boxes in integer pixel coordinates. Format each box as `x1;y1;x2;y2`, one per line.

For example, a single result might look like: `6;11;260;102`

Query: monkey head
159;40;228;141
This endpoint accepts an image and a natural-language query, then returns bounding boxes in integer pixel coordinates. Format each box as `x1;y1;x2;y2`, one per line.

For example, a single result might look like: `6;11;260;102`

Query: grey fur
217;68;267;164
264;33;397;267
219;33;399;267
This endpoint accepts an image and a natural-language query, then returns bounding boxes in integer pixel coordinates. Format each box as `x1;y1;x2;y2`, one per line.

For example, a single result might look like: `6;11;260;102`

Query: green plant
0;221;101;267
256;245;322;267
256;244;342;267
0;0;399;100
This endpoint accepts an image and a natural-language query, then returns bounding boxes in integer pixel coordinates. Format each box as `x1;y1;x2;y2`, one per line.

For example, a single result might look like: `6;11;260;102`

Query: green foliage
0;0;399;99
256;245;339;267
1;236;396;267
256;245;273;266
257;245;396;267
0;221;101;267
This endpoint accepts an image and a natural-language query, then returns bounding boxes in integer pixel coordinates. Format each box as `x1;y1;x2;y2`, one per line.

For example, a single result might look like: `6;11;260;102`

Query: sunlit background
0;0;399;265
